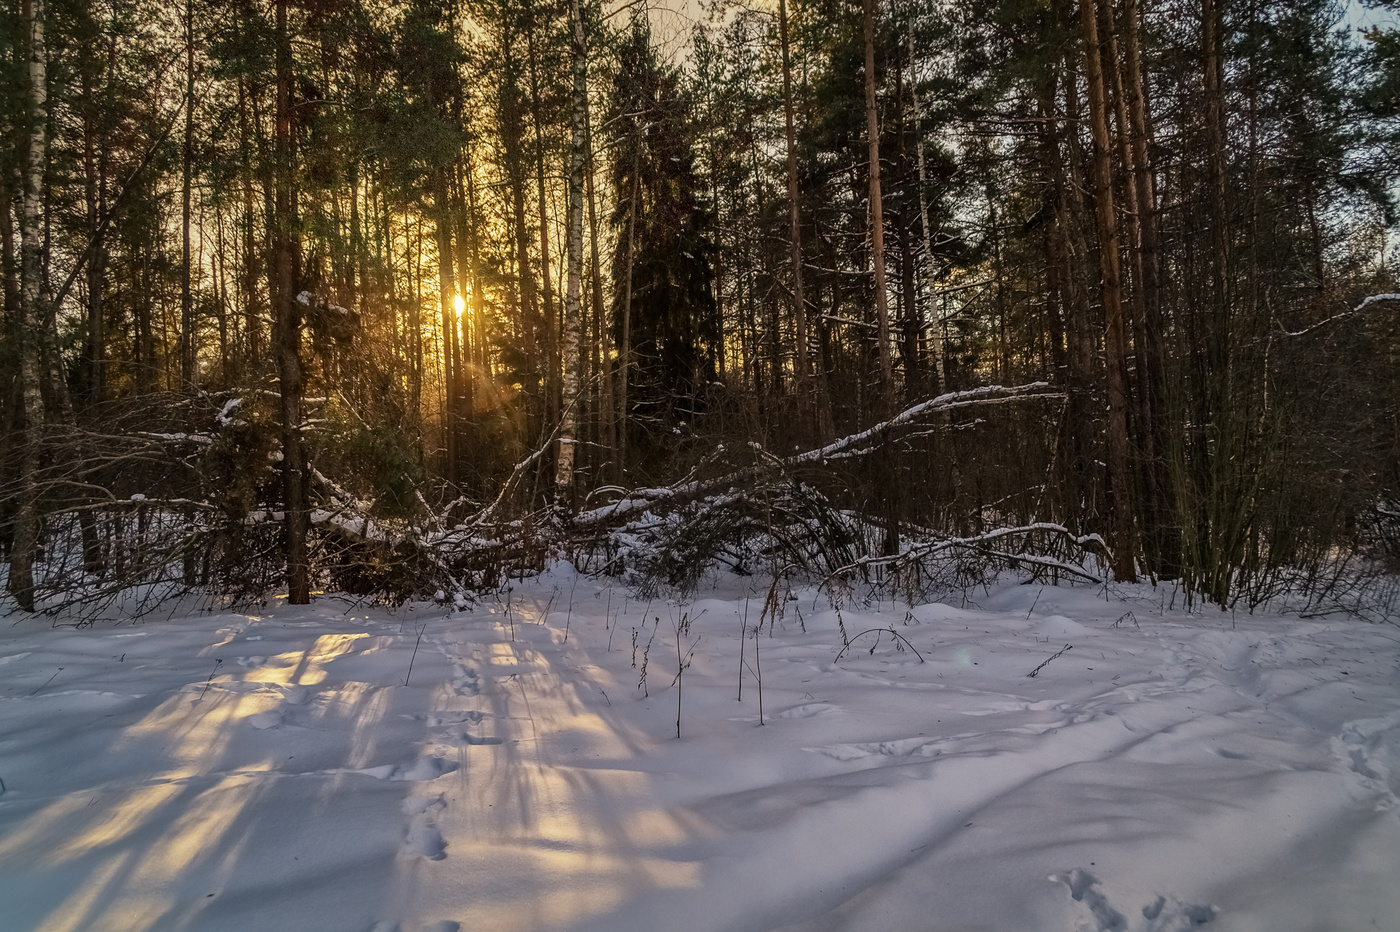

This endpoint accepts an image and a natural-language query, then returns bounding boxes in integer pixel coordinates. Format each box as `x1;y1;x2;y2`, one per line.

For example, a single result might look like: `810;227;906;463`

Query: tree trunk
778;0;812;440
1079;0;1137;582
273;0;309;604
863;0;899;555
9;0;49;611
527;9;558;426
82;71;109;406
907;26;945;395
555;0;587;513
180;0;195;390
436;171;457;483
454;159;477;455
862;0;895;414
238;76;261;369
584;92;613;478
618;144;640;479
1120;0;1177;578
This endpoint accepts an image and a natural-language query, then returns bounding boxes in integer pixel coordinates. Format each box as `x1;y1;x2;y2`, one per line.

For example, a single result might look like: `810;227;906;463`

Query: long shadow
392;594;710;931
0;605;449;932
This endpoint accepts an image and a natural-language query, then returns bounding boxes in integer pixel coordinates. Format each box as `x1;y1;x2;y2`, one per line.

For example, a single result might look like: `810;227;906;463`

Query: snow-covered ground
1;569;1398;932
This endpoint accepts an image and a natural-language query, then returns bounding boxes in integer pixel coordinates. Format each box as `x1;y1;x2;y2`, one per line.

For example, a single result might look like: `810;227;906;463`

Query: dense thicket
3;0;1398;616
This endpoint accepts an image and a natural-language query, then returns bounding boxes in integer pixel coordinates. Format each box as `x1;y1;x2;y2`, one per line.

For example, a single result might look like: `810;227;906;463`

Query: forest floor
1;568;1398;932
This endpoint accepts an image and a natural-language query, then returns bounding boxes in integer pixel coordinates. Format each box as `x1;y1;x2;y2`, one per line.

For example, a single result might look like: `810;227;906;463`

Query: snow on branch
575;383;1064;528
1278;294;1400;338
786;382;1063;467
826;522;1105;586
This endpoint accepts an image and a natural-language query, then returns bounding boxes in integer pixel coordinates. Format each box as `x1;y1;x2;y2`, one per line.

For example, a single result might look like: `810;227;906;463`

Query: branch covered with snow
1277;293;1400;338
826;522;1105;586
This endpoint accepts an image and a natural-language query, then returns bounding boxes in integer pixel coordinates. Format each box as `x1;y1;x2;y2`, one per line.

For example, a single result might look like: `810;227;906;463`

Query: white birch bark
9;0;50;611
555;0;588;512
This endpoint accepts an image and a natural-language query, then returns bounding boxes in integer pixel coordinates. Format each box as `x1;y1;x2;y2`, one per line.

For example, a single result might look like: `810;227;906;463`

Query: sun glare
453;294;466;316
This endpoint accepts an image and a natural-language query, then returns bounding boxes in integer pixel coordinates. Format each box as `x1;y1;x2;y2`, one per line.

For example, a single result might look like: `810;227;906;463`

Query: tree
606;18;718;477
554;0;587;511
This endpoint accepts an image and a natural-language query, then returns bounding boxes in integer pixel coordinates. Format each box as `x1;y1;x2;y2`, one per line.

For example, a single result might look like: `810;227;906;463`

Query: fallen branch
826;523;1104;585
787;383;1063;468
576;384;1064;529
443;396;580;538
1277;293;1400;338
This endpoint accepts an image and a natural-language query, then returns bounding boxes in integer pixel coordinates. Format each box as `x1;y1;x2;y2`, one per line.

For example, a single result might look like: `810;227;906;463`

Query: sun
453;294;466;316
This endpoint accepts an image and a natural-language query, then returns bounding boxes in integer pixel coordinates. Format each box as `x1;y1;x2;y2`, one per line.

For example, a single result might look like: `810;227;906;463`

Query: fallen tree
0;382;1175;618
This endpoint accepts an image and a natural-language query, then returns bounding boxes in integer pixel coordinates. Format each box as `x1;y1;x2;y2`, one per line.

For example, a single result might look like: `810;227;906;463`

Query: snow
1;572;1398;932
215;397;244;428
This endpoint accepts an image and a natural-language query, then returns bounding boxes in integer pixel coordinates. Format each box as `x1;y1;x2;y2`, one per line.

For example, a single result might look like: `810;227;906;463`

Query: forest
3;0;1400;618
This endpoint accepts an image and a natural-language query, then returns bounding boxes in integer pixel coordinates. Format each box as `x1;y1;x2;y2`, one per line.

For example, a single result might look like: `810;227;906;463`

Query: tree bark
1120;0;1177;578
526;7;558;426
273;0;309;604
907;25;945;395
1079;0;1137;582
863;0;895;414
555;0;587;512
584;90;613;478
9;0;49;611
617;143;641;479
180;0;195;390
436;171;457;483
778;0;813;440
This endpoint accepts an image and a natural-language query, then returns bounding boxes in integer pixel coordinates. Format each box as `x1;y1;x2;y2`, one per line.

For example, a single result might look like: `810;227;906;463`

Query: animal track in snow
1334;714;1400;803
1053;868;1127;931
281;684;311;705
457;733;502;745
777;703;837;719
1141;895;1217;930
449;666;480;697
806;737;940;761
359;754;459;782
248;710;284;730
1052;868;1215;932
402;793;448;860
402;710;485;728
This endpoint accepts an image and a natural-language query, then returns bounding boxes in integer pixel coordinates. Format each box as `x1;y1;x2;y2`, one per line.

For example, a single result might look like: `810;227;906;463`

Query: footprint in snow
402;793;448;860
248;710;284;730
281;684;311;705
1142;895;1217;930
806;737;939;761
1334;714;1400;802
1051;868;1215;932
401;710;484;727
458;733;502;746
360;754;459;781
777;703;837;719
450;666;480;697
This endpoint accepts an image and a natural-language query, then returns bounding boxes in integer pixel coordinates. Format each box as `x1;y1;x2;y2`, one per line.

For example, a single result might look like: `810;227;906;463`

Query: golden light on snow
10;623;401;932
377;624;701;931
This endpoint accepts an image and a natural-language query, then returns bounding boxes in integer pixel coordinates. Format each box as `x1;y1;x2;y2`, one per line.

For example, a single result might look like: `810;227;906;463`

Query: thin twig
834;628;925;663
404;624;426;687
196;660;222;700
1027;644;1073;677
